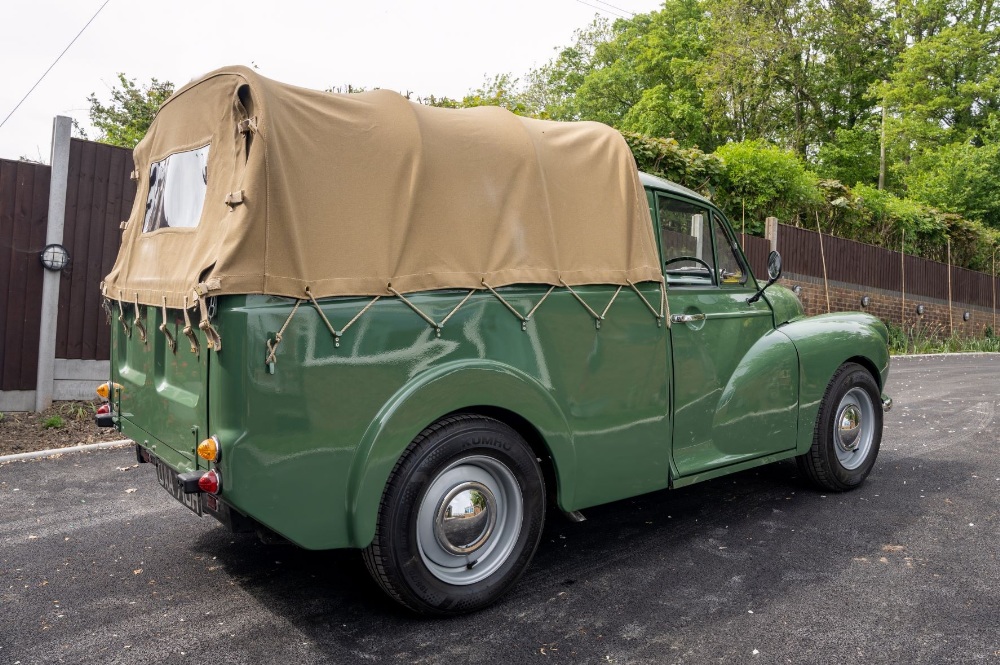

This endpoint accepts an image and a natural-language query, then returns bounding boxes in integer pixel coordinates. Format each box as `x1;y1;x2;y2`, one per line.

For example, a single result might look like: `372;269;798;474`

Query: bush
621;131;722;195
713;140;823;235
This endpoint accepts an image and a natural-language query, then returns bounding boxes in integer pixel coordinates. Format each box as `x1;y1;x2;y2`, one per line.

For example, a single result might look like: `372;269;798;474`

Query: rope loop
133;293;148;344
117;292;131;338
198;298;223;352
159;297;176;354
264;298;302;368
182;296;200;357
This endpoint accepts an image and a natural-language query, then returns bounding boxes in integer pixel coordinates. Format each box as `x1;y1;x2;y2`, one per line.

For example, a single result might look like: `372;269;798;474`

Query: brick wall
783;273;999;338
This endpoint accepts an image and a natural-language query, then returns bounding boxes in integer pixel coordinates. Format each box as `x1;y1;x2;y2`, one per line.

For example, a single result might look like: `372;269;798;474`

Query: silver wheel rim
416;455;523;585
833;387;875;470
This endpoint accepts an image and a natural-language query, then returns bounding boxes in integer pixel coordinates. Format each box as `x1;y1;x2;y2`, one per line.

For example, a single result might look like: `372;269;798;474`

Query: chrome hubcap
838;404;862;451
416;455;523;585
434;482;497;555
833;388;875;470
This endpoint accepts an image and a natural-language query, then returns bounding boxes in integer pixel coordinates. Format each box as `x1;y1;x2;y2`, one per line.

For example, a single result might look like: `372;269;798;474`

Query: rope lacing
627;279;667;327
305;287;381;348
260;280;667;374
265;298;302;370
482;281;555;331
386;284;476;338
559;279;622;329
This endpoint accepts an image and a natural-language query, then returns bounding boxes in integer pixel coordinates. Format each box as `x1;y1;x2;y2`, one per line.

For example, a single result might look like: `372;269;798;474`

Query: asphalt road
2;354;997;664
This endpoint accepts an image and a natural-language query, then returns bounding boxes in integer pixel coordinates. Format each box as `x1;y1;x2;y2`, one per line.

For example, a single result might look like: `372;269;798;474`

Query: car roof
638;172;710;205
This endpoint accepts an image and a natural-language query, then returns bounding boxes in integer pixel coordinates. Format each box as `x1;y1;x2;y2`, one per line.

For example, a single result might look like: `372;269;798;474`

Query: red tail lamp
198;469;221;494
96;403;111;416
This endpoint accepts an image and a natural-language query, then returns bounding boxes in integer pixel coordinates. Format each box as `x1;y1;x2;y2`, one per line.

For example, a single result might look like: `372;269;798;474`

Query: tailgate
112;304;209;470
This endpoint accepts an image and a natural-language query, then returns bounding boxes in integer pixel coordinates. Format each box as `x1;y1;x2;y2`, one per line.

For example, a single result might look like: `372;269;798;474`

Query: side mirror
766;250;782;281
749;250;782;304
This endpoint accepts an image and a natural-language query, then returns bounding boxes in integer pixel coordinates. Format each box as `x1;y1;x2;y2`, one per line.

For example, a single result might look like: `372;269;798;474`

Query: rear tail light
198;469;221;494
96;403;111;415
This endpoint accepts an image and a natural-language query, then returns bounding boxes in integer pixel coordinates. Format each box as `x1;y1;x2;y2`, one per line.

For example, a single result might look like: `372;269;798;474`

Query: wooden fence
55;140;136;362
0;160;49;391
0;140;135;396
742;225;998;313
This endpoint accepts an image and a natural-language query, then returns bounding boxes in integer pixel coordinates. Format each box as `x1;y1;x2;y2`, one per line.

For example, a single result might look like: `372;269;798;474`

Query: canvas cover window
142;145;210;233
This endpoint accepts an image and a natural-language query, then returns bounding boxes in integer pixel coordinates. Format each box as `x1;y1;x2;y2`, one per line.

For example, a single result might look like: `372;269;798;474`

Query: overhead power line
574;0;631;19
594;0;636;16
0;0;112;131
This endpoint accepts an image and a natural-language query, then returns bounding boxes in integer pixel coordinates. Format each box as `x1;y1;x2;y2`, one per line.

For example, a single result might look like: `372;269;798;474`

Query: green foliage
816;124;882;188
713;141;822;234
878;23;1000;149
87;74;174;148
42;416;65;430
620;132;722;194
904;141;1000;230
886;321;1000;354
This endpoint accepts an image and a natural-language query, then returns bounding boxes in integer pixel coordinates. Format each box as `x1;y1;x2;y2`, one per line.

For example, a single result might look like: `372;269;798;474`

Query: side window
143;144;211;233
657;194;715;286
711;213;748;286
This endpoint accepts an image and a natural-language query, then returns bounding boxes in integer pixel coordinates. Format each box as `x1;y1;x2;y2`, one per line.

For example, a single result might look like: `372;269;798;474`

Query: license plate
154;457;203;516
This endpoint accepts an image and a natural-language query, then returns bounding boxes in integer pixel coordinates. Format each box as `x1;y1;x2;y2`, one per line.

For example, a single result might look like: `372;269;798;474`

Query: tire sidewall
384;419;545;614
819;365;882;488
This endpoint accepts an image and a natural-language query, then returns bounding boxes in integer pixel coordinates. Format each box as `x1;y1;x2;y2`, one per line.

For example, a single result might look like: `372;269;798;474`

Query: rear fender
346;360;574;548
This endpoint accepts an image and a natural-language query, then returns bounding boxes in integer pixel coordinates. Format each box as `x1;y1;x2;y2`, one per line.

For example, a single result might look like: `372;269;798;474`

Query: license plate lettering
154;457;203;516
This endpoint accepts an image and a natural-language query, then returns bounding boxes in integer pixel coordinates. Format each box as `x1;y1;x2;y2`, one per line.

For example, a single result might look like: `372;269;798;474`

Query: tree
905;140;1000;229
86;74;174;148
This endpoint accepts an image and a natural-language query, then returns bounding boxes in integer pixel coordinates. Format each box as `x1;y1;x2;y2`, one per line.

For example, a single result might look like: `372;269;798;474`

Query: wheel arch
441;405;560;519
778;312;890;455
345;361;575;548
845;354;883;390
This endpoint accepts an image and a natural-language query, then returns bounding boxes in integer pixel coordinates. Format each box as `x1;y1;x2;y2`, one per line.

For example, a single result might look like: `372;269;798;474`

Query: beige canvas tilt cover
103;66;663;309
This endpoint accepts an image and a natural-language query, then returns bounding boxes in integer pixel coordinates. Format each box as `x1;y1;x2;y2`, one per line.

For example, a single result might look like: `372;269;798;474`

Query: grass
42;415;65;430
887;322;1000;355
59;402;94;421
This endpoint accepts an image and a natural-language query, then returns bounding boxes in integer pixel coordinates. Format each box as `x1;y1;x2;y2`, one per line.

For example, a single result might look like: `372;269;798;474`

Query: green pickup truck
97;66;891;615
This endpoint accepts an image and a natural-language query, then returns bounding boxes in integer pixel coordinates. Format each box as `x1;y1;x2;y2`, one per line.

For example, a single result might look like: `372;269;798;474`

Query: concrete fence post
34;116;72;412
765;217;779;253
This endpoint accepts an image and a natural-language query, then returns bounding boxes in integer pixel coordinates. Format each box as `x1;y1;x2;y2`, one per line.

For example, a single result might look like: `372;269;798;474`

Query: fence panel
951;266;995;309
55;140;136;361
740;234;770;280
0;159;50;391
904;254;950;302
775;223;998;308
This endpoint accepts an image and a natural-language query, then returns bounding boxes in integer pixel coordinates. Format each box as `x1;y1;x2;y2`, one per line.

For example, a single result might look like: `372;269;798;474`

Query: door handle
671;313;706;324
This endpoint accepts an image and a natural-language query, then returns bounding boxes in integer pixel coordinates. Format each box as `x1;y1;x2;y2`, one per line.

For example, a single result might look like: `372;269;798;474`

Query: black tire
362;415;546;615
796;362;883;492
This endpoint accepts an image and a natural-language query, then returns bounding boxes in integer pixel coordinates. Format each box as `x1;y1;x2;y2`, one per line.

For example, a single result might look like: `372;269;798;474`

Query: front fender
345;360;574;548
778;312;890;454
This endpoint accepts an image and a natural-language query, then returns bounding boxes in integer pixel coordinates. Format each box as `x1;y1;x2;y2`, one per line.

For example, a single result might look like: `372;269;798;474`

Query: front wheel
797;362;883;492
362;415;546;615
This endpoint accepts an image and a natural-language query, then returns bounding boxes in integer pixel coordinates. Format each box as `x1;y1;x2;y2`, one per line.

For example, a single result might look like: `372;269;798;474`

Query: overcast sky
0;0;661;162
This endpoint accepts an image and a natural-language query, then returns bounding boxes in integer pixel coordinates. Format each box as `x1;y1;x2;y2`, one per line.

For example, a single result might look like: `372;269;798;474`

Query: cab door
654;192;799;477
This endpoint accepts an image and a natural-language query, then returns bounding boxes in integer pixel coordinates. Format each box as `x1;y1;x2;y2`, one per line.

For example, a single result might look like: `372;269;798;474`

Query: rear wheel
362;415;545;615
797;362;883;491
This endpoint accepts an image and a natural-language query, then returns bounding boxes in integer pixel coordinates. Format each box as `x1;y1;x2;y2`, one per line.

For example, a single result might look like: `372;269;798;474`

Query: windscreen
142;145;210;233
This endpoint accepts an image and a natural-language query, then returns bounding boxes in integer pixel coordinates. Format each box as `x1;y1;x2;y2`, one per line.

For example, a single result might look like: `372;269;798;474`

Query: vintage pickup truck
97;66;891;615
